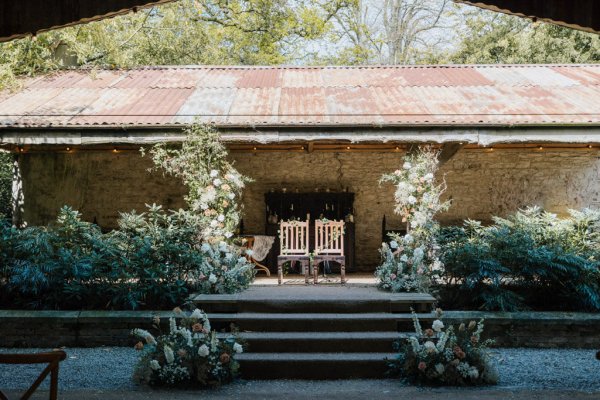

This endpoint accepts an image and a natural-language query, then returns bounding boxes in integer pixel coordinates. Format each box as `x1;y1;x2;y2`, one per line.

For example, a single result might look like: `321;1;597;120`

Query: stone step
232;331;408;353
193;289;435;314
209;312;435;332
237;352;396;379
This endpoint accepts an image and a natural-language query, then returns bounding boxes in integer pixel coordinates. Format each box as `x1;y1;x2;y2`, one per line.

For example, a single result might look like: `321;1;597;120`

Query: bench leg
313;260;318;284
341;261;346;285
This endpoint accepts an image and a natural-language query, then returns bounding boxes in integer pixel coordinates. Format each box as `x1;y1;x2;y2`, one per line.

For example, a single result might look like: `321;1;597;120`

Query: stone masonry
18;148;600;270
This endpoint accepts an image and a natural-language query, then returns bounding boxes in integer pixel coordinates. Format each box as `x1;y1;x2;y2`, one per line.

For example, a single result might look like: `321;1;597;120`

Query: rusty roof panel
237;69;282;88
0;65;599;128
174;87;237;124
278;87;328;124
281;69;324;87
227;87;281;125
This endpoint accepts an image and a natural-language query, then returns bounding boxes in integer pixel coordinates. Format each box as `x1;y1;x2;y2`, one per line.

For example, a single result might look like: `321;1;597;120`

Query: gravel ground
0;348;598;392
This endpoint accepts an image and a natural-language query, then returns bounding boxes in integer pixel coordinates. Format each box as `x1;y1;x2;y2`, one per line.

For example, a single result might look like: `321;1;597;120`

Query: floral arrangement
375;146;450;292
144;123;251;241
390;308;498;386
132;308;243;387
198;240;256;293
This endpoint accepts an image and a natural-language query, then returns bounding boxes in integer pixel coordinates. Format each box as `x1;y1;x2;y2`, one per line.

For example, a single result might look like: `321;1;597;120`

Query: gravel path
0;348;598;391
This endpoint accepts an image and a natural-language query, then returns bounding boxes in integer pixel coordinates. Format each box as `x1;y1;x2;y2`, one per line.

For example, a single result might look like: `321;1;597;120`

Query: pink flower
390;274;397;280
418;361;427;371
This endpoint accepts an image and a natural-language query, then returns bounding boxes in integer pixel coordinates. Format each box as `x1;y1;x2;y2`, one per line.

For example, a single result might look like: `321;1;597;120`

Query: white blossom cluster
376;147;450;292
132;308;243;387
193;168;246;241
396;310;497;386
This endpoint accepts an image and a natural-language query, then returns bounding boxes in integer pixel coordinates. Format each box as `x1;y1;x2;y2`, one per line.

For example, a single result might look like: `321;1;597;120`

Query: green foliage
0;152;11;220
447;12;600;64
390;309;498;386
0;205;255;310
0;0;349;89
439;207;600;311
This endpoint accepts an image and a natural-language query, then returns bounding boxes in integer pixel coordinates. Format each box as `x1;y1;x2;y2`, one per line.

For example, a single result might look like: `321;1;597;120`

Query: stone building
1;65;600;270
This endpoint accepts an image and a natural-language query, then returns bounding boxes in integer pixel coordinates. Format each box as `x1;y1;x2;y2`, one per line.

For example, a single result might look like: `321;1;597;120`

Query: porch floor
252;272;377;286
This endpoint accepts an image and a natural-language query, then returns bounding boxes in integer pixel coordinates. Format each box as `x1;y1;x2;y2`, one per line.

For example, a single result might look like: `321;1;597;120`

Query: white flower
400;254;408;263
389;240;398;249
210;169;219;178
198;344;210;357
246;249;254;256
150;360;161;371
228;192;235;199
403;162;412;170
210;220;218;227
404;234;414;244
468;367;479;379
224;231;233;238
435;363;445;375
200;203;208;210
424;341;437;352
164;345;175;364
407;195;417;205
208;274;218;284
432;319;444;332
201;243;211;252
217;214;225;222
213;178;222;187
424;173;434;181
413;247;424;261
233;343;243;354
169;317;177;333
190;309;205;320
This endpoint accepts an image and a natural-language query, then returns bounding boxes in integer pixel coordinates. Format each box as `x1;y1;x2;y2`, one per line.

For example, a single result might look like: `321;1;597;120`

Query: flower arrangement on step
132;308;243;387
375;146;450;292
390;308;498;386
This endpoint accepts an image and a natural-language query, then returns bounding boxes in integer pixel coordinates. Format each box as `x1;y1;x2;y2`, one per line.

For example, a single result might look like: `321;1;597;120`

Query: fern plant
439;208;600;311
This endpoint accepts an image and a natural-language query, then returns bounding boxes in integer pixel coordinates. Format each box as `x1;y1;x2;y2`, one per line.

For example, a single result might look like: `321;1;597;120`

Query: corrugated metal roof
0;64;599;128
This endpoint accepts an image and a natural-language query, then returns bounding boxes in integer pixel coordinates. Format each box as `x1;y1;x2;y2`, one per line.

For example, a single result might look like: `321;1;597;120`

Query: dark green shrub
439;208;600;311
0;205;254;310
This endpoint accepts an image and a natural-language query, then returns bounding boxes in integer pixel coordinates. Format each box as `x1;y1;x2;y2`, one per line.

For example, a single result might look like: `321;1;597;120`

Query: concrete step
209;312;436;332
237;352;396;379
194;292;435;314
233;331;408;353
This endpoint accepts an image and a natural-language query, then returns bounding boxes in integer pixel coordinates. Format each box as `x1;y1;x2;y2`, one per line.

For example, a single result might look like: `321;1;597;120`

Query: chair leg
277;261;283;285
341;261;346;285
304;260;309;284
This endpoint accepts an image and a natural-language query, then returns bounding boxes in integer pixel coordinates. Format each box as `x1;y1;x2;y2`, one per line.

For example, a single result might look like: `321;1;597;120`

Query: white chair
313;219;346;284
277;214;310;284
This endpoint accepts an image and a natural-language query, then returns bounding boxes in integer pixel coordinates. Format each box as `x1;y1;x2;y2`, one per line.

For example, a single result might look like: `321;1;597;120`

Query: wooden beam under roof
0;0;176;42
455;0;600;34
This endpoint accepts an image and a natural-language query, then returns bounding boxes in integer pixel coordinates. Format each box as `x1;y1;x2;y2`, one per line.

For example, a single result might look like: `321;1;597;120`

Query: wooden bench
0;350;66;400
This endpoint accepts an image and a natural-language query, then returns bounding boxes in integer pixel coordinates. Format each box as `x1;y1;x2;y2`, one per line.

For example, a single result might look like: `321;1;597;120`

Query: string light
346;146;351;150
253;147;257;151
66;147;71;152
588;144;593;149
18;146;24;153
537;146;543;150
112;148;118;153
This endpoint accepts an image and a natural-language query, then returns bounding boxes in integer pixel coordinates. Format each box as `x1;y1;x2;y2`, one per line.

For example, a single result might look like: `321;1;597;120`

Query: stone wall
18;148;600;270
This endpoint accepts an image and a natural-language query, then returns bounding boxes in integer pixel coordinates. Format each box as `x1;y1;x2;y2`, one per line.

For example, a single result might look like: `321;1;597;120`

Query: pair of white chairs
277;215;346;284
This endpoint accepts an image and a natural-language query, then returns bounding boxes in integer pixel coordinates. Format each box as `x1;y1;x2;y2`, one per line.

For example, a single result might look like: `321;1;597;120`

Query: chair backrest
315;219;345;255
279;215;310;256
